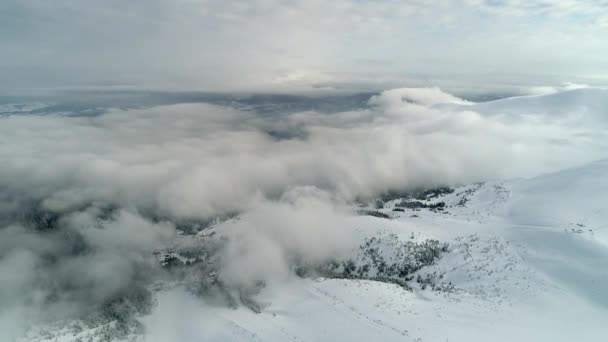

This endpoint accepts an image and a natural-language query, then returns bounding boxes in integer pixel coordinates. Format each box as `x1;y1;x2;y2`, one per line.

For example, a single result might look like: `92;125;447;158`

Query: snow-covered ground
27;159;607;342
148;161;608;342
9;87;608;341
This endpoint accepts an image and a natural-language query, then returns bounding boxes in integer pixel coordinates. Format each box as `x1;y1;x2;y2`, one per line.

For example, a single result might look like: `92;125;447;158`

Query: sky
1;0;608;91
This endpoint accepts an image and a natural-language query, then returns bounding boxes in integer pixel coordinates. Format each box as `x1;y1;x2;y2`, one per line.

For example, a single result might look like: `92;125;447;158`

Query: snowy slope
124;161;608;341
13;87;608;342
22;159;608;342
440;87;608;122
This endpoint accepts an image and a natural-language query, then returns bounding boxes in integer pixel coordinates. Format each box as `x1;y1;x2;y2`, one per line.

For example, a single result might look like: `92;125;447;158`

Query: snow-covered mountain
146;160;608;342
22;158;608;342
3;87;608;342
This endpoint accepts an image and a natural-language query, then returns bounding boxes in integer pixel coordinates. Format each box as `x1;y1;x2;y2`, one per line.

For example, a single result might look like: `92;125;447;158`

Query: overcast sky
2;0;607;91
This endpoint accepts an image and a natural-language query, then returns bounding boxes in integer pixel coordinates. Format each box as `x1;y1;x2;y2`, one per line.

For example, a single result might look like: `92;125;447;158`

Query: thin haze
2;0;608;91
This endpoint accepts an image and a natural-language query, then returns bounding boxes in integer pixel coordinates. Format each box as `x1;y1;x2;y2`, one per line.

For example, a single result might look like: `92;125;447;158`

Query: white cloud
1;86;608;334
1;87;606;221
527;82;590;95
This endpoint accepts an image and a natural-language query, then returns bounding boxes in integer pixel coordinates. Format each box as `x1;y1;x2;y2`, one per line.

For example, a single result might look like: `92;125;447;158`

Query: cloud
1;87;606;219
1;87;608;336
527;82;590;95
0;208;174;338
218;188;354;288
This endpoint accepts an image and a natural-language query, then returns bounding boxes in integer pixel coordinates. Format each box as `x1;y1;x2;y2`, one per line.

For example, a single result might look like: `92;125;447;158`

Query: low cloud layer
1;87;607;338
4;87;606;218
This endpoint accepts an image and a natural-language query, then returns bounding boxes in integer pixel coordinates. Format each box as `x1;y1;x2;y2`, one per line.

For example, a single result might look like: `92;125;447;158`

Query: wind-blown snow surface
3;87;608;341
